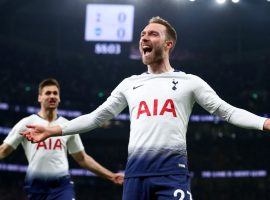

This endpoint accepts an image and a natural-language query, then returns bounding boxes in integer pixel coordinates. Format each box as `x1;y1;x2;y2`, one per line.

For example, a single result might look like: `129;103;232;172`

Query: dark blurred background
0;0;270;199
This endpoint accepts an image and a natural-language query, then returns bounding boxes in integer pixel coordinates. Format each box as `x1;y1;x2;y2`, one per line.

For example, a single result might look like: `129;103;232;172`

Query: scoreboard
84;4;135;55
85;4;134;42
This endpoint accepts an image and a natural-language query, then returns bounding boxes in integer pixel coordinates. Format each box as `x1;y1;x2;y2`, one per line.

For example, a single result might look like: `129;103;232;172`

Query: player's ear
165;40;173;52
58;89;61;103
166;40;173;49
38;94;42;103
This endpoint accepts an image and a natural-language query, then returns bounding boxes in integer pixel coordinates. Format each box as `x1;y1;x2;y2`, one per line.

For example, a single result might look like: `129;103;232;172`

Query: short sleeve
66;134;85;154
4;118;29;149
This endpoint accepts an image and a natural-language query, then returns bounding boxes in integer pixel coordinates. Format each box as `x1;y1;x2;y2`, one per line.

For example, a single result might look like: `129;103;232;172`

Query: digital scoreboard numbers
85;4;134;42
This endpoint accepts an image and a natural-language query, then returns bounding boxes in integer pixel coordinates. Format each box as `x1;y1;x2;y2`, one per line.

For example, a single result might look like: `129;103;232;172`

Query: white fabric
61;71;266;160
214;100;266;130
4;114;84;178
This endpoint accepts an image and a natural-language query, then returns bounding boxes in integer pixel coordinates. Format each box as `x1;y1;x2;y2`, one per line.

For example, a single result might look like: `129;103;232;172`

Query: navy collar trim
143;69;181;74
36;113;60;121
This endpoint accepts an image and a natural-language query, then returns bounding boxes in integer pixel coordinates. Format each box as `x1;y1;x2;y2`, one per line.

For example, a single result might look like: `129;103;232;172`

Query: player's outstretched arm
263;119;270;131
20;124;62;143
21;84;127;142
71;151;124;185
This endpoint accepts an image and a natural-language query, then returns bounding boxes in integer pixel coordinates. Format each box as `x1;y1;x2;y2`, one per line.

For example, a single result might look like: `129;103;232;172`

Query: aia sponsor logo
36;138;62;150
136;99;177;119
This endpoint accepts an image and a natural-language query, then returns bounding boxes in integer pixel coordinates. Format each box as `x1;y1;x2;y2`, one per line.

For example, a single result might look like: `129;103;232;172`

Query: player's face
38;85;60;110
139;23;168;65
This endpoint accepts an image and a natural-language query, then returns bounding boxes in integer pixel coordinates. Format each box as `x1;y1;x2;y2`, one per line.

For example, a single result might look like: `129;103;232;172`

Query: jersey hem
124;170;189;178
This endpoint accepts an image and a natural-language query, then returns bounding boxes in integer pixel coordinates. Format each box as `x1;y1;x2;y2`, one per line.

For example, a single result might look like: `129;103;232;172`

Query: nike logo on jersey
133;84;144;90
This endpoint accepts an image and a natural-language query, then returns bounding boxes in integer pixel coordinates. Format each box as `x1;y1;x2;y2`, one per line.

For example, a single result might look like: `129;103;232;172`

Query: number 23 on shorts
174;189;193;200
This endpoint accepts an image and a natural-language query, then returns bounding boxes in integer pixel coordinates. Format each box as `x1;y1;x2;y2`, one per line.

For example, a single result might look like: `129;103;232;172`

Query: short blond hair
149;16;177;52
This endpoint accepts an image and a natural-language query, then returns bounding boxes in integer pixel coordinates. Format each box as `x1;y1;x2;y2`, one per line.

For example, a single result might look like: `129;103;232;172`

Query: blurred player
0;78;124;200
21;17;270;200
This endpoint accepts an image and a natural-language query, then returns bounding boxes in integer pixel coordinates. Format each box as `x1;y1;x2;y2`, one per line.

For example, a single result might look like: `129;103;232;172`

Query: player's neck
38;108;57;122
147;59;173;74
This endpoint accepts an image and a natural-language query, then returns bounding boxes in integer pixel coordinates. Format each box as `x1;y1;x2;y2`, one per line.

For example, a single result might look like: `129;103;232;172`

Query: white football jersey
4;114;84;179
117;70;218;177
61;70;266;177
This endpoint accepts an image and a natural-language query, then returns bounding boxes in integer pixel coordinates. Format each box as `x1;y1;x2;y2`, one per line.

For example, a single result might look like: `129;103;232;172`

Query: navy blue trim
35;113;60;121
125;170;189;178
173;69;181;72
143;68;181;75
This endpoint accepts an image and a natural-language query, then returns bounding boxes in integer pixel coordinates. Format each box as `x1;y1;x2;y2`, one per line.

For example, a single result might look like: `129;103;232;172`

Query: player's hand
111;172;124;185
263;119;270;131
20;125;50;143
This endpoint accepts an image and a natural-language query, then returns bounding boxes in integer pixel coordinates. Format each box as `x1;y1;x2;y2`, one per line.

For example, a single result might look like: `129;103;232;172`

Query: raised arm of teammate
0;143;15;159
71;150;124;185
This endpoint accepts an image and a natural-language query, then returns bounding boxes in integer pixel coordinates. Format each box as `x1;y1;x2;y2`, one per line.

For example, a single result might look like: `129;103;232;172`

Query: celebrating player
21;17;270;200
0;78;123;200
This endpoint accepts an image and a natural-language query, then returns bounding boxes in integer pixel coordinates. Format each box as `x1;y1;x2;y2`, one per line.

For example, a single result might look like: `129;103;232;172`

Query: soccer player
21;17;270;200
0;78;124;200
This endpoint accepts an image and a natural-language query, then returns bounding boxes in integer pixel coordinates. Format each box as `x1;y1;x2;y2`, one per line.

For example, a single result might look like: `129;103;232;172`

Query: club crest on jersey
136;99;177;119
172;79;178;90
36;138;62;150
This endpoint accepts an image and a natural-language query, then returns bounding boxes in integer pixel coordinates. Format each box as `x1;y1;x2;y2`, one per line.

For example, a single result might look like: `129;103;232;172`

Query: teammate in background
0;78;124;200
22;17;270;200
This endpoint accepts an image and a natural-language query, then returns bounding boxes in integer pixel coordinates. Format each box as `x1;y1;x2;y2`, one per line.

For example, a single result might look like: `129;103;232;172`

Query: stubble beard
44;101;59;111
142;46;164;66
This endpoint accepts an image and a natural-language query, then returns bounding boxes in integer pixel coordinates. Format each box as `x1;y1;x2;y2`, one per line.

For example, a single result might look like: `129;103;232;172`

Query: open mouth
49;100;56;104
142;45;153;56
